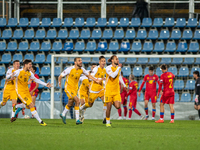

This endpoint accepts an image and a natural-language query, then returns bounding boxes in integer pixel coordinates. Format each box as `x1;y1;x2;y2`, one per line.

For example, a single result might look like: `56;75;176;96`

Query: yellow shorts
17;92;32;106
65;88;77;100
2;89;18;103
88;90;104;104
104;94;121;103
78;91;88;103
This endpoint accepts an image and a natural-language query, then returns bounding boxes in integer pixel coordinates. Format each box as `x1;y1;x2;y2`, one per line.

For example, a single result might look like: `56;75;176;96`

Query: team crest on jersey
75;77;78;80
72;74;74;77
83;83;85;86
98;73;100;76
20;76;22;78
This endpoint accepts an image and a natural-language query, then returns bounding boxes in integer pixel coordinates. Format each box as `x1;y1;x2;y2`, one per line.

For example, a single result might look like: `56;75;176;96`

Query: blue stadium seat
113;29;124;39
178;67;189;77
0;66;5;76
24;53;34;62
175;18;186;27
171;58;183;65
85;18;96;27
96;18;107;27
40;66;50;76
174;80;184;90
57;29;68;39
40;18;51;27
74;41;85;52
194;58;200;65
0;18;6;27
0;78;5;88
17;41;28;52
193;93;196;102
118;58;125;64
102;29;113;39
130;18;141;27
62;18;73;27
153;41;164;53
29;41;39;52
136;29;147;39
176;42;187;53
141;18;152;27
141;41;153;53
193;30;200;40
170;29;181;40
118;18;129;27
130;40;142;52
183;58;194;65
74;18;84;27
40;91;50;101
12;29;23;39
133;67;142;77
190;67;200;77
40;41;51;52
160;58;171;64
68;57;74;64
163;18;174;27
148;58;160;64
152;18;163;27
56;57;68;64
82;57;91;64
54;66;61;76
29;18;40;27
185;80;195;90
35;54;45;64
62;42;73;52
68;29;79;39
119;42;130;52
96;42;107;52
147;29;158;40
107;41;119;53
175;93;179;102
125;58;136;65
107;18;118;27
124;29;135;39
7;18;17;27
46;29;57;39
168;67;177;76
23;29;34;39
144;67;149;76
0;41;6;51
181;93;191;102
137;58;148;65
1;53;11;64
92;57;99;64
34;29;46;39
79;29;90;39
91;29;102;39
18;18;29;27
54;92;61;101
51;41;62;52
85;41;96;52
13;53;23;63
6;41;17;52
139;80;146;90
45;54;57;64
51;18;62;27
1;29;12;39
187;18;197;27
45;79;57;89
182;29;193;40
188;41;199;53
121;67;131;76
137;92;144;101
156;67;162;77
165;41;176;53
159;29;170;40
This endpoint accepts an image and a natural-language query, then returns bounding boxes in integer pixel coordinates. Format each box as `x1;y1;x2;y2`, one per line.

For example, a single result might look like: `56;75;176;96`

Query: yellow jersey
4;68;16;91
79;76;90;93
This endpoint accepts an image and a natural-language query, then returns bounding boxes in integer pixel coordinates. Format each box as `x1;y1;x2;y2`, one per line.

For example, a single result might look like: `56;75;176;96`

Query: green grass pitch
0;119;199;150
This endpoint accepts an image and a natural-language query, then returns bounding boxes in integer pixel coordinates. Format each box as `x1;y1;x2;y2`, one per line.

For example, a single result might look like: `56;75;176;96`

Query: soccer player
118;72;129;120
104;55;126;127
155;64;175;123
58;57;101;125
193;71;200;120
0;60;20;118
79;56;107;123
138;66;159;120
7;59;52;126
126;75;144;120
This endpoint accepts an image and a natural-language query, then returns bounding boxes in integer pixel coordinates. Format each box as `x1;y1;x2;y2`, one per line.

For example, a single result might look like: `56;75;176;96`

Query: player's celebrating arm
193;71;200;120
138;66;159;120
155;64;175;123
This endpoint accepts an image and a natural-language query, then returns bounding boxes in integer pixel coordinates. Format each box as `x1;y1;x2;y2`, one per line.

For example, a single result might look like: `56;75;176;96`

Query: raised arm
106;66;121;78
30;72;51;88
6;69;21;81
82;67;100;84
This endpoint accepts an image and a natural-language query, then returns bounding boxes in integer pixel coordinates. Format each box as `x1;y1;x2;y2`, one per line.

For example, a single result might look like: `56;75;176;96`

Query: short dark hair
23;59;32;66
32;65;37;72
13;60;20;64
99;56;105;60
74;57;81;62
91;63;97;66
149;66;154;71
160;64;167;70
121;71;123;76
193;71;199;77
108;55;116;63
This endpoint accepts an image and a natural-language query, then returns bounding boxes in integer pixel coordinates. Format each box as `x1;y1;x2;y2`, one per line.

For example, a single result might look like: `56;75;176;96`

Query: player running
138;66;159;120
104;55;126;127
193;71;200;120
58;57;101;125
7;59;52;126
118;72;129;120
155;64;175;123
126;75;144;120
0;60;20;118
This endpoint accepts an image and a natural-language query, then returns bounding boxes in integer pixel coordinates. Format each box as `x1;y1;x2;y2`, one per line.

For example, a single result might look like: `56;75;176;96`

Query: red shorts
32;92;38;97
129;96;137;108
145;92;157;103
121;92;127;105
160;95;174;104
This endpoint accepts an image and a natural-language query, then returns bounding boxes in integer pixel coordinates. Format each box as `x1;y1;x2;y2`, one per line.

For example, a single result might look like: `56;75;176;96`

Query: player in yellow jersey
79;56;107;123
58;57;101;125
0;60;20;118
7;59;52;126
104;55;127;127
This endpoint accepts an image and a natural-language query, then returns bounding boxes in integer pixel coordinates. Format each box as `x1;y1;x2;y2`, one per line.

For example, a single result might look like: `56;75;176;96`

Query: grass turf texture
0;119;199;150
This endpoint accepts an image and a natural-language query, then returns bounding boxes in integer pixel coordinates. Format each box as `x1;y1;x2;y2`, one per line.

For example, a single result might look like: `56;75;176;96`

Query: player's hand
46;82;53;89
138;92;141;97
30;91;33;96
11;72;16;78
102;77;106;81
124;86;128;92
125;97;127;100
160;91;163;95
118;63;122;68
28;80;32;85
96;79;102;84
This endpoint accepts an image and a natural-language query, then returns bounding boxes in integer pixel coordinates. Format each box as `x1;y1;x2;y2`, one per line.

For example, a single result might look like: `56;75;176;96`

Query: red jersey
139;74;159;93
127;81;138;97
120;77;129;93
29;74;39;93
158;72;175;96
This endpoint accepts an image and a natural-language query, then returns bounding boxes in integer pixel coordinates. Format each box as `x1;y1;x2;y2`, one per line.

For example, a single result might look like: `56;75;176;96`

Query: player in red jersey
118;72;129;120
138;66;159;120
125;75;144;120
155;64;175;123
